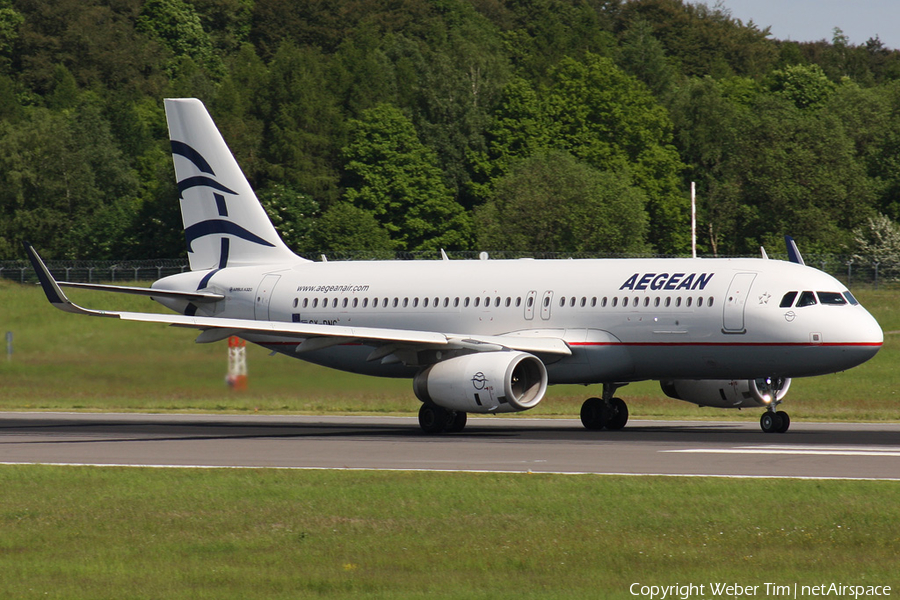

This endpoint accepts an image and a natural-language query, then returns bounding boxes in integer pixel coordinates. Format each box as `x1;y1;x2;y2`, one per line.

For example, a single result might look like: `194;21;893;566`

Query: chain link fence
2;252;898;289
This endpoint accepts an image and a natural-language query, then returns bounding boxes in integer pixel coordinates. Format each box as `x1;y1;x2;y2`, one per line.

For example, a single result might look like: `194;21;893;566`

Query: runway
2;412;900;480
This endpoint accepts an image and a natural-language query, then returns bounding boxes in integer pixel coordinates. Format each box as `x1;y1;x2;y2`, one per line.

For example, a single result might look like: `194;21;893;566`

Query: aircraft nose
854;308;883;359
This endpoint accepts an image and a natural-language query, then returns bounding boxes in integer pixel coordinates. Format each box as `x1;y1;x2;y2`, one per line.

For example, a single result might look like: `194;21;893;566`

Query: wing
24;243;571;359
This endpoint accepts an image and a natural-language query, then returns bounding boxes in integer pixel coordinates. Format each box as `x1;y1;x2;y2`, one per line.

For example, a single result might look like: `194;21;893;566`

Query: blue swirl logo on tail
171;141;277;258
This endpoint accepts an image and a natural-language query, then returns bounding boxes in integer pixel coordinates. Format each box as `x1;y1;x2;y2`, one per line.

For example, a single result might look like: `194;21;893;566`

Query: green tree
0;1;23;68
260;42;344;204
770;63;835;109
136;0;222;77
616;19;677;98
310;202;395;257
342;103;472;251
545;54;687;253
734;95;875;253
477;151;650;254
467;76;548;199
669;76;750;255
0;97;138;259
257;184;319;253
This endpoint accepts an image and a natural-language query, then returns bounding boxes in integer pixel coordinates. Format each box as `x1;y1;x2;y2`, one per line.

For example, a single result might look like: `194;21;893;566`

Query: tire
605;398;629;431
419;403;449;434
580;397;608;430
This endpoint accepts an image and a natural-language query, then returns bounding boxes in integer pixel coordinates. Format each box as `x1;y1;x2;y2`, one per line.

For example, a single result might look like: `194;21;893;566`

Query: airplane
24;98;884;435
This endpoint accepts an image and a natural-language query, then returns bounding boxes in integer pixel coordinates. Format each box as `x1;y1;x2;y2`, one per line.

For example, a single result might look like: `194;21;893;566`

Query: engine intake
660;377;791;409
414;351;548;414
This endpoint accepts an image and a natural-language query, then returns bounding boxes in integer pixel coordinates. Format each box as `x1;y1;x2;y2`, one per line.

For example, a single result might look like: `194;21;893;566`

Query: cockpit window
780;291;798;308
796;291;817;307
843;291;859;306
817;292;847;305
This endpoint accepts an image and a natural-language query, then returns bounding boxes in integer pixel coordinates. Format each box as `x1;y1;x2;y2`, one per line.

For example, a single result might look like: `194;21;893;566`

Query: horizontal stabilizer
60;281;223;303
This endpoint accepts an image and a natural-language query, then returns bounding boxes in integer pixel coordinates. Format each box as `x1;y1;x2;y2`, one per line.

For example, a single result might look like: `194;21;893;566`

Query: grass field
1;467;898;599
2;279;900;597
1;278;898;421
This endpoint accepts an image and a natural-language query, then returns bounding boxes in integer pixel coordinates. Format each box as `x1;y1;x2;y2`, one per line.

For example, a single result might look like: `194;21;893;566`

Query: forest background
3;0;900;265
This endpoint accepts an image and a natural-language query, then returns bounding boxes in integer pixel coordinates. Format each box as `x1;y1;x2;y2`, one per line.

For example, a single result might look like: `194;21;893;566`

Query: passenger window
632;297;639;307
591;297;597;307
818;292;847;305
465;297;470;307
780;291;798;308
413;298;419;307
797;291;817;307
559;297;566;307
601;297;608;307
313;298;319;308
643;297;650;307
474;297;480;307
612;297;618;307
362;298;368;308
708;297;714;307
527;296;534;308
332;298;338;308
580;297;586;307
686;297;692;307
342;298;348;308
352;298;358;308
654;297;660;307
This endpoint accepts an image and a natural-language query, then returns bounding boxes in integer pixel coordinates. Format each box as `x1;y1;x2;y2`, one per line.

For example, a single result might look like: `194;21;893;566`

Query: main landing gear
580;383;629;431
760;406;791;433
418;403;467;434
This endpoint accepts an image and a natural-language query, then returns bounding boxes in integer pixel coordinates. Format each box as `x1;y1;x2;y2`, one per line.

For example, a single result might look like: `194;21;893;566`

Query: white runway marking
664;445;900;457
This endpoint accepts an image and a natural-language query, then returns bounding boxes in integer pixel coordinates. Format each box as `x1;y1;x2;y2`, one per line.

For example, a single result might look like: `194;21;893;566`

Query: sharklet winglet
23;243;118;317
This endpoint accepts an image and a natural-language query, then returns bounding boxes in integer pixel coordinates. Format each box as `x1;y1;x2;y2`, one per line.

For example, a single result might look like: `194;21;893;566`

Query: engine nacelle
413;351;548;414
660;377;791;409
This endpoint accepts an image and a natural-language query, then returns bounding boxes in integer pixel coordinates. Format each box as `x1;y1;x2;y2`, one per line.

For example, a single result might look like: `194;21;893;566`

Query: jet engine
413;351;548;414
660;377;791;409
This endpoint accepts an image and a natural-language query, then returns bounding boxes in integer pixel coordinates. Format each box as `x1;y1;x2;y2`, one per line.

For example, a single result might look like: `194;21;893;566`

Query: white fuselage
154;256;883;385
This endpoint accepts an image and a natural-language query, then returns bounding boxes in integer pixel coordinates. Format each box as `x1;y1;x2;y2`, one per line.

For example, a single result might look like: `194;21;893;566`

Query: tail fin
164;98;302;270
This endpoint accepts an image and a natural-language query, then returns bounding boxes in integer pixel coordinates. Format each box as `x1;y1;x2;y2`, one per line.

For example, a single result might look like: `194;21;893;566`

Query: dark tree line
2;0;900;260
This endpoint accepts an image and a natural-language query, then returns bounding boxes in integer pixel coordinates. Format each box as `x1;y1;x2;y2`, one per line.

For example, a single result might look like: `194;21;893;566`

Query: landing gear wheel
446;411;467;433
775;410;790;433
605;398;629;431
419;403;449;434
580;397;608;430
760;411;785;434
